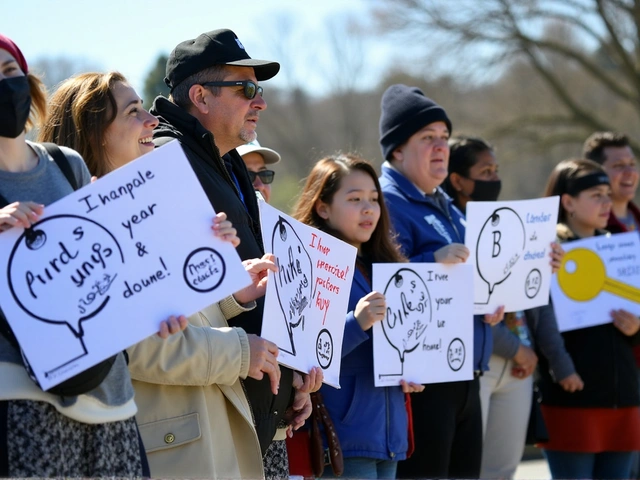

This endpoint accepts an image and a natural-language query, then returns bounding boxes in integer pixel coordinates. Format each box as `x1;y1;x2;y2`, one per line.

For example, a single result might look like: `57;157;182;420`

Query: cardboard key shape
558;248;640;302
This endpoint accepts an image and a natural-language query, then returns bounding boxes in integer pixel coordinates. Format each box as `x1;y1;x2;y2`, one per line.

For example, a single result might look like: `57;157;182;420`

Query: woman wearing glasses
237;140;280;203
38;71;293;479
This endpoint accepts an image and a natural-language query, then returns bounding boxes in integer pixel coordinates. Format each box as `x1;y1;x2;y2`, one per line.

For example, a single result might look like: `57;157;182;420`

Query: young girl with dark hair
292;154;424;479
540;158;640;479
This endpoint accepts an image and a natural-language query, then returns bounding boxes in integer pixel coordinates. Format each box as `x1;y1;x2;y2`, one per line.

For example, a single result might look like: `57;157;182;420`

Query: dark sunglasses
248;170;275;185
201;80;263;100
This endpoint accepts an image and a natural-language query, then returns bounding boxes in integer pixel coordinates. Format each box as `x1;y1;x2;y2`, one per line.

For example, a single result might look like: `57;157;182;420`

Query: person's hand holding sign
234;254;278;304
434;243;469;264
355;291;386;331
209;212;278;305
157;315;189;339
211;212;239;247
0;201;44;232
612;309;640;337
549;242;564;274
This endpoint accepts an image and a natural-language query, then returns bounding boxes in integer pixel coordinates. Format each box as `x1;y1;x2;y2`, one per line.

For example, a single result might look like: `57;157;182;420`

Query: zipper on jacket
206;133;264;252
427;191;463;244
206;134;239;197
443;205;463;244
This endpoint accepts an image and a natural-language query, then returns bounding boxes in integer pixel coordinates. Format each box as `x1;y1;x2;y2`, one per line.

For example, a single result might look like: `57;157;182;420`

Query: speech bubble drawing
7;215;124;367
475;207;525;303
271;216;313;355
381;268;432;377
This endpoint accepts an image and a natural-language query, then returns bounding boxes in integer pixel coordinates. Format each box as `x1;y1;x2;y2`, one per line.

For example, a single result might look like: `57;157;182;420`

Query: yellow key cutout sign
558;248;640;302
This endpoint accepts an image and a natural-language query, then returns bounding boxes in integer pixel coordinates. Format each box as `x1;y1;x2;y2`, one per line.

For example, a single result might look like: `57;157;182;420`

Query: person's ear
315;200;330;220
561;193;575;215
188;85;210;115
449;172;465;192
391;147;403;163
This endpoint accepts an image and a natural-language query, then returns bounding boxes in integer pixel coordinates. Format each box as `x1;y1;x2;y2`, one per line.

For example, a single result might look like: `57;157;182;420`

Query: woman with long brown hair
0;34;190;479
39;71;298;480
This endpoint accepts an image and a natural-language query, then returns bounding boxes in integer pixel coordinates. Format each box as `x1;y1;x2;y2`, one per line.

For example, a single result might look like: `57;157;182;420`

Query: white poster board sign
372;263;474;386
465;197;559;314
550;231;640;332
259;202;357;388
0;140;251;390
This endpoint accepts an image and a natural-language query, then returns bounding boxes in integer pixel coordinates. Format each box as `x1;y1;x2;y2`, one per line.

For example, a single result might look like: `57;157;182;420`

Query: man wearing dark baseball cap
136;29;301;478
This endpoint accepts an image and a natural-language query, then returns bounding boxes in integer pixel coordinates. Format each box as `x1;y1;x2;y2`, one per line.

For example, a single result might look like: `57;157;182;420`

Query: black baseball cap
165;29;280;91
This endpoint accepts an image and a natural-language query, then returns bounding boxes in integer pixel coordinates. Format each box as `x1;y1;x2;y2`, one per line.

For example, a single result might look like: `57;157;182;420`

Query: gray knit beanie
379;84;452;160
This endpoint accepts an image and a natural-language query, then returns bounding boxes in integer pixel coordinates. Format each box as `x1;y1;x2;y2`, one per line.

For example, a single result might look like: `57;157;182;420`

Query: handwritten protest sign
372;263;474;386
259;202;356;388
0;140;251;390
465;197;559;314
550;231;640;332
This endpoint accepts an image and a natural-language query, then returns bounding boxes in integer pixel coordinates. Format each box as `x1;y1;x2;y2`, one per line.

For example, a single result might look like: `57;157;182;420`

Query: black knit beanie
379;84;452;160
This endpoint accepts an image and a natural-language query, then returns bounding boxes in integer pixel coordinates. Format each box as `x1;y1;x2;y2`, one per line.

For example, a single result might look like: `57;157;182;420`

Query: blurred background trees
34;0;640;212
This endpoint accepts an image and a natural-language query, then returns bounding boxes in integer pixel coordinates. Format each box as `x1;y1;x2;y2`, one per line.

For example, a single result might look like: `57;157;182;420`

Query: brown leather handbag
310;391;344;477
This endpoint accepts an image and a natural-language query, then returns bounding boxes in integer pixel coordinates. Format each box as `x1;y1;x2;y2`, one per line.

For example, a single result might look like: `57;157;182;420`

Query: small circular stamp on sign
447;338;466;371
183;247;226;293
525;268;542;299
316;329;333;369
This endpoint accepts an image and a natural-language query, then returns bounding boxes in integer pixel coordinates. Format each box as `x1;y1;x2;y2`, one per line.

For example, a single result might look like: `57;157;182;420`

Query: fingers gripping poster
259;202;357;388
372;263;474;386
0;141;251;390
550;231;640;332
465;197;559;314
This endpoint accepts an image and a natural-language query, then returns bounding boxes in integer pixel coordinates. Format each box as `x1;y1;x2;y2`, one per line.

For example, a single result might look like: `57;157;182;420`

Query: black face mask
469;179;502;202
0;76;32;139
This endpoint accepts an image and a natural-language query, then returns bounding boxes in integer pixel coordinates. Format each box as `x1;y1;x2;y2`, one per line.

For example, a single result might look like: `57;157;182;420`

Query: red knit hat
0;34;28;74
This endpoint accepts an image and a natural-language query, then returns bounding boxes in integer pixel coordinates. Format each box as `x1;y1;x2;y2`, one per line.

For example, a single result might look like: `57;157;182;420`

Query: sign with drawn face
259;202;357;388
0;141;251;390
465;197;559;314
550;231;640;332
373;262;474;386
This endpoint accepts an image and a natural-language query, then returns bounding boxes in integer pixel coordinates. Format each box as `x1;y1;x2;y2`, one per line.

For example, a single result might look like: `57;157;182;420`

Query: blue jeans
544;449;635;480
324;458;397;479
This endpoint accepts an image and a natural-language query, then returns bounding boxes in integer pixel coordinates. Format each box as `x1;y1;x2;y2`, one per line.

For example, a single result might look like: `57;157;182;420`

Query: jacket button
390;452;395;458
273;410;278;416
164;433;175;444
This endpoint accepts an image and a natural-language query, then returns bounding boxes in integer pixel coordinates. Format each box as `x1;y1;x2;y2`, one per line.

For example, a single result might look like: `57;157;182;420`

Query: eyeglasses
201;80;263;100
248;170;275;185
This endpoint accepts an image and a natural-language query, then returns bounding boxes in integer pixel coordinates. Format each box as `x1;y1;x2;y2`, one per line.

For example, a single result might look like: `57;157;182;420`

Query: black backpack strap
41;142;79;191
0;310;20;352
0;192;9;208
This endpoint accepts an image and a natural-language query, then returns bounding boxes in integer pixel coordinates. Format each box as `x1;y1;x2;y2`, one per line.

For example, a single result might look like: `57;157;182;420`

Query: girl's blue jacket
319;266;409;461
